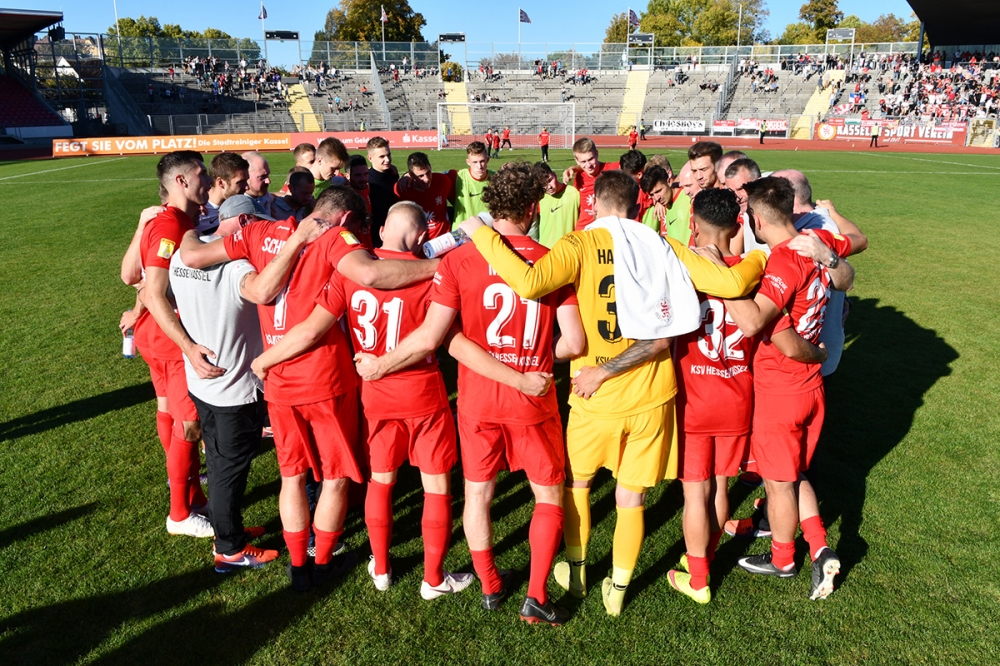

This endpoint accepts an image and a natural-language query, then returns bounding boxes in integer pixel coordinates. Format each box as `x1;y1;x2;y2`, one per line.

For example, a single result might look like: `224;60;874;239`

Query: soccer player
278;144;318;196
534;162;580;248
358;164;587;625
485;128;494;151
272;167;315;222
562;137;620;230
687;141;723;192
640;163;692;244
501;126;512;150
198;153;249;235
491;132;501;159
395;152;453;240
348;155;372;213
667;188;827;603
721;177;854;600
456;170;768;616
367;136;399;248
619;150;653;223
179;186;440;591
448;141;493;222
134;151;219;539
311;137;350;195
242;151;273;210
538;127;550;163
628;126;638;150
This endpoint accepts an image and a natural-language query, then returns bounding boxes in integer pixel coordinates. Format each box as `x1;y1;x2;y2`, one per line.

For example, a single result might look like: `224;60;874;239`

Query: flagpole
381;5;386;63
518;7;521;69
260;2;268;66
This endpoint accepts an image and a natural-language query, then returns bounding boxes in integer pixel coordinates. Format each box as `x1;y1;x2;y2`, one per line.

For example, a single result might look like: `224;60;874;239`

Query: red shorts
143;355;199;438
457;414;565;486
677;432;750;482
750;387;826;482
269;391;364;482
366;408;457;475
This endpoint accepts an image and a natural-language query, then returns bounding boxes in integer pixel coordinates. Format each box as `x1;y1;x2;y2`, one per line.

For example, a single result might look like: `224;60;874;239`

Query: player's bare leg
520;481;568;625
556;475;592;598
737;478;798;579
465;478;510;607
602;484;646;616
313;477;350;563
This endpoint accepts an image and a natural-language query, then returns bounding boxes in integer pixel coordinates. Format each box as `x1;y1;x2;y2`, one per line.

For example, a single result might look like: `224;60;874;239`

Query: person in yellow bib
455;170;767;616
534;162;580;248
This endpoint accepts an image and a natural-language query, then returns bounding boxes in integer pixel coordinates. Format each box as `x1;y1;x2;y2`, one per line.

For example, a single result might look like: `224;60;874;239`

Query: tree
776;21;819;45
799;0;843;33
640;12;686;47
604;12;629;43
106;16;164;38
441;61;463;82
321;0;426;43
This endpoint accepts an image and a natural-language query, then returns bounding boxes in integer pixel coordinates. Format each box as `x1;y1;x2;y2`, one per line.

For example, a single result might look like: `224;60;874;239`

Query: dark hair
724;158;762;180
533;161;555;178
742;176;795;222
317;137;349;165
292;142;316;159
348;154;368;170
157;150;204;186
481;160;543;221
593;170;639;218
209;152;249;183
640;165;671;193
688;141;723;163
287;167;314;190
466;141;488;157
619;150;647;175
692;188;740;231
407;152;432;171
314;185;369;232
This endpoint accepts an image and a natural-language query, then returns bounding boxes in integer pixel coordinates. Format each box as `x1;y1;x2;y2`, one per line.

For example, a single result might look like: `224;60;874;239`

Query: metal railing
369;52;392;131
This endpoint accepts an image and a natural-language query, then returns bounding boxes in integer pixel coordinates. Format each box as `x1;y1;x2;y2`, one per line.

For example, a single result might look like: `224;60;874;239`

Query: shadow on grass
0;383;155;443
0;503;97;550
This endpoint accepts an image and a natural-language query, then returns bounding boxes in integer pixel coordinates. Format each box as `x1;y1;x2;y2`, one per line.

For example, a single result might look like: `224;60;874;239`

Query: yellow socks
603;505;644;616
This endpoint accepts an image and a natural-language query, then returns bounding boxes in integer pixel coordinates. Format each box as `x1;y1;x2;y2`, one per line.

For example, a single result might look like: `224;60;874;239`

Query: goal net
436;102;575;151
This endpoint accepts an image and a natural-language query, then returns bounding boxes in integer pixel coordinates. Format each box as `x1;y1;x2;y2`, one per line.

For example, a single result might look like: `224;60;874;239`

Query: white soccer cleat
420;572;475;600
166;512;214;538
367;556;393;591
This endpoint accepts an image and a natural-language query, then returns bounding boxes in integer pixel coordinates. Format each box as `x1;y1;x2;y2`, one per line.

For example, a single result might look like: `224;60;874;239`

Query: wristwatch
827;252;840;269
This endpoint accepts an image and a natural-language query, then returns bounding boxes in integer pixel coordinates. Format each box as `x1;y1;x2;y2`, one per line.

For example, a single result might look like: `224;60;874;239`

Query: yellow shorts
565;399;678;490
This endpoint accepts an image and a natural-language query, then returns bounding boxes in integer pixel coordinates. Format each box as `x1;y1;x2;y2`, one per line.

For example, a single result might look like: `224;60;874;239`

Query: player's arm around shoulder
671;237;766;298
554;299;586;360
179;229;231;269
571;337;672;400
242;217;332;304
445;326;553;397
252;303;339;380
337;248;439;290
787;230;855;292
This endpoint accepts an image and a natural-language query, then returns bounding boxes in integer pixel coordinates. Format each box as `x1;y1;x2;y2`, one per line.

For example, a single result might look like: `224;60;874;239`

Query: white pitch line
0;157;127;181
841;151;1000;171
0;178;155;184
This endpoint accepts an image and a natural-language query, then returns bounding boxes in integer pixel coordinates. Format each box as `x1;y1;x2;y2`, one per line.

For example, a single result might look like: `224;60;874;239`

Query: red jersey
224;220;366;406
134;207;195;360
675;255;753;435
753;229;852;395
539;131;550;146
395;173;453;239
628;130;638;145
485;132;493;146
574;161;620;230
431;237;576;425
317;249;449;420
502;129;510;140
492;135;500;148
636;187;654;223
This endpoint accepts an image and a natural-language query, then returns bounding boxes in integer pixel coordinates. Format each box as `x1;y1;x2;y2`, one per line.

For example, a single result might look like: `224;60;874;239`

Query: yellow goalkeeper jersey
472;226;767;419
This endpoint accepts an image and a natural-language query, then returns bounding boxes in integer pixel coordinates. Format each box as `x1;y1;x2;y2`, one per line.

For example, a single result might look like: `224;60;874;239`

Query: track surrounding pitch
1;149;998;664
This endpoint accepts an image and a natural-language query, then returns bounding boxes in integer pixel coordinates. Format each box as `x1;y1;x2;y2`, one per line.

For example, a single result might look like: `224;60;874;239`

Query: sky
21;0;917;48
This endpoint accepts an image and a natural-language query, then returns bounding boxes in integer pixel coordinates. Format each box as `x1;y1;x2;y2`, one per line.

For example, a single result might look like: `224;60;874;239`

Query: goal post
436;102;575;151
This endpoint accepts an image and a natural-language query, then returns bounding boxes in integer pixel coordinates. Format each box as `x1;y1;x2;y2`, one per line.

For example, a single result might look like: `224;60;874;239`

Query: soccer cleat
367;556;393;591
677;553;689;572
737;552;797;578
166;513;214;538
739;471;763;487
244;525;266;540
287;562;312;592
214;544;279;573
519;596;570;626
553;560;587;598
481;569;515;610
307;540;345;559
809;547;841;601
313;550;358;587
191;503;209;517
420;571;475;600
601;577;627;617
667;570;711;604
725;499;771;538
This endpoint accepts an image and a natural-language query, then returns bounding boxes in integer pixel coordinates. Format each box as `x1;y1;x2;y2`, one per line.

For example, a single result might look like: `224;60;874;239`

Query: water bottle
421;213;494;259
122;330;136;359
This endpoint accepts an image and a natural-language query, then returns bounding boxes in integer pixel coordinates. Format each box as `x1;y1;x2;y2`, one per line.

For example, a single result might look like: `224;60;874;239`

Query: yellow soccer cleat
553;561;586;599
602;577;627;616
667;569;711;604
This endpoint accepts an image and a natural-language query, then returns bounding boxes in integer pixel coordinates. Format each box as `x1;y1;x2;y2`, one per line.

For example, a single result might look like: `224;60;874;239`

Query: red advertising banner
736;118;789;131
289;130;439;149
814;119;968;145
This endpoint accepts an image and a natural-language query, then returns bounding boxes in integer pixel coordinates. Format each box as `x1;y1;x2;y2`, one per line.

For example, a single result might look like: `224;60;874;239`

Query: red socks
707;530;723;563
166;436;194;521
771;539;796;571
365;480;395;575
283;529;310;567
527;503;564;604
470;548;502;595
188;451;207;508
155;411;173;454
313;528;343;566
800;515;828;561
687;554;711;590
422;493;452;588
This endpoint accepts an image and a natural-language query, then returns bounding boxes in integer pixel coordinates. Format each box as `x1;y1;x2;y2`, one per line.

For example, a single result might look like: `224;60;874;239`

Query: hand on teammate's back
294;217;332;244
354;353;383;381
571;365;609;400
187;343;225;379
693;244;726;266
250;356;268;381
787;230;830;263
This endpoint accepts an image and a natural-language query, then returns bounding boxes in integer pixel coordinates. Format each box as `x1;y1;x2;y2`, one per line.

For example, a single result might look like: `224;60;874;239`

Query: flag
258;5;267;20
519;9;531;23
381;6;388;23
628;9;640;27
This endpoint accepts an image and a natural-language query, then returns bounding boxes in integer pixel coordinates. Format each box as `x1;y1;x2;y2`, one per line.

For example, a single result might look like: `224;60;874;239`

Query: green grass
2;148;1000;665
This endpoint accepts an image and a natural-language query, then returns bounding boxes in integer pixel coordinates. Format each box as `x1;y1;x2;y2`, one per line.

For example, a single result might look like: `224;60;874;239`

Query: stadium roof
907;0;1000;46
0;8;63;51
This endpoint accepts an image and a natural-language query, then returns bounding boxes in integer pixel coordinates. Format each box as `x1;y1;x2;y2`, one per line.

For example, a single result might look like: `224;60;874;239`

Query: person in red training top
619;150;653;222
720;177;854;601
251;201;554;599
667;187;828;604
491;131;501;158
134;151;218;539
561;137;620;230
394;152;453;240
538;127;550;163
356;163;587;626
179;186;440;592
628;125;638;150
500;126;512;150
485;128;494;151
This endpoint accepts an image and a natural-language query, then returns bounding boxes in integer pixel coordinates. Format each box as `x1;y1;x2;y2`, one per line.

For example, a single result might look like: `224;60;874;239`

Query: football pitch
1;147;999;664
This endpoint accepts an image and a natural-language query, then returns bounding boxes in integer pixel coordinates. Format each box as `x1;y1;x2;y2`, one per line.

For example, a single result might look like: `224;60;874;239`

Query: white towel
587;216;701;340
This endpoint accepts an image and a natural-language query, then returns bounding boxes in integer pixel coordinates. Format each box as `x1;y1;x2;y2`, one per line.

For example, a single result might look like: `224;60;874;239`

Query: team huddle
119;134;867;625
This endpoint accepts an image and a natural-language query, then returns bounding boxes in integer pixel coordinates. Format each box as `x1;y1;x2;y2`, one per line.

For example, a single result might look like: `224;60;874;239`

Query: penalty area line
0;157;128;181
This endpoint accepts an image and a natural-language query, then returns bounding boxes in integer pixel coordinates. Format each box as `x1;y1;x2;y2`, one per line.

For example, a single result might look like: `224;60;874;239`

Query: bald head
771;169;813;213
678;162;700;200
241;151;271;197
381;201;428;253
